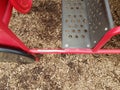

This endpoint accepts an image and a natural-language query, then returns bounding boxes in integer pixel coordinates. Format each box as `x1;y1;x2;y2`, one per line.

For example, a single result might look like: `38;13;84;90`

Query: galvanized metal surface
62;0;113;48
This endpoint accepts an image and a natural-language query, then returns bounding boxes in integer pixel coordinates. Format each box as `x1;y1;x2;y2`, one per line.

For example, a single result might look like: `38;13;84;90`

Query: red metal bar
93;26;120;52
3;1;13;25
0;0;8;21
30;49;120;54
0;0;12;25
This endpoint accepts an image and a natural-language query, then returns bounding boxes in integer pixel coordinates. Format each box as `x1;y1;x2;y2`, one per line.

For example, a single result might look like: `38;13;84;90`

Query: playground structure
0;0;120;62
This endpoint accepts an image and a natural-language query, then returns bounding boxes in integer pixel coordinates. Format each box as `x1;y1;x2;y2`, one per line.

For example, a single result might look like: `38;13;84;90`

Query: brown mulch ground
0;0;120;89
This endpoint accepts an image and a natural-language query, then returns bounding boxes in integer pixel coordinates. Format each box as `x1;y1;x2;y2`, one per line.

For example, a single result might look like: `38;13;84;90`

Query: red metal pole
93;26;120;52
29;49;120;54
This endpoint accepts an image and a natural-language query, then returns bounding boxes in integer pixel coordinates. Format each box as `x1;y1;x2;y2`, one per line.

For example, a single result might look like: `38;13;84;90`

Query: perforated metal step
62;0;114;48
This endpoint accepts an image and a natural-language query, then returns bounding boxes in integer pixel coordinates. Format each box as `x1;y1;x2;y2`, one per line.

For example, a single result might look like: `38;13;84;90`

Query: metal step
62;0;114;48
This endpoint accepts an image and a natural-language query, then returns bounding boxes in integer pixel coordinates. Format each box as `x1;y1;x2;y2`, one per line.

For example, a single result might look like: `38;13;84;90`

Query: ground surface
0;0;120;90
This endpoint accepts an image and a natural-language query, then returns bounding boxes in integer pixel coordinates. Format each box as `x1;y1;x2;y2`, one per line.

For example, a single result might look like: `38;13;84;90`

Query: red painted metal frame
0;0;120;61
29;27;120;54
0;0;33;55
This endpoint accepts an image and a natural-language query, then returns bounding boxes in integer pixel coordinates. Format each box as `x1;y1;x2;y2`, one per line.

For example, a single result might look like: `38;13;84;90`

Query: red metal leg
0;0;8;21
0;0;28;51
0;0;33;56
0;0;36;62
0;0;12;25
93;26;120;52
3;1;13;25
0;22;31;53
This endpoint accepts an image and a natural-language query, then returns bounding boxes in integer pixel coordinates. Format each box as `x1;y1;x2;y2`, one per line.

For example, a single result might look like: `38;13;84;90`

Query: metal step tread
62;0;114;48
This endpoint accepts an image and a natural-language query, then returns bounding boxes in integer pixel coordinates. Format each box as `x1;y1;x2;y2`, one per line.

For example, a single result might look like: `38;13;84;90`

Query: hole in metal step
71;7;74;9
65;19;68;23
76;7;79;9
83;19;86;23
68;35;72;38
84;29;88;33
72;29;75;33
81;35;85;38
75;35;79;38
65;30;69;32
78;29;81;32
80;25;83;27
79;15;82;17
68;25;72;28
71;19;75;23
74;15;77;18
68;15;71;17
77;19;80;22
